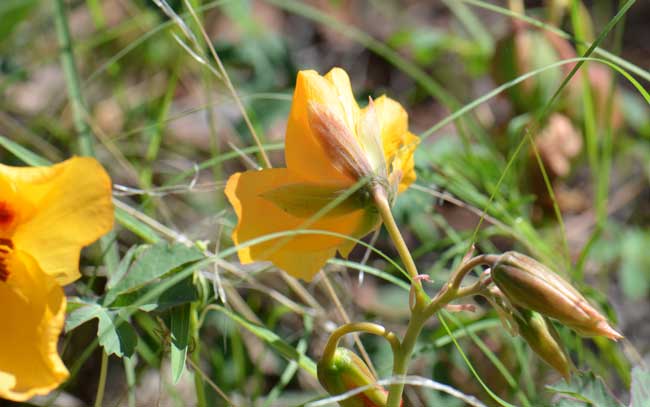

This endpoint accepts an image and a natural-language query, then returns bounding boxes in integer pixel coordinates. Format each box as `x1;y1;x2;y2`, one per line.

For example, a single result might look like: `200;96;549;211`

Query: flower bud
491;252;622;341
317;347;391;407
485;287;572;380
515;308;573;380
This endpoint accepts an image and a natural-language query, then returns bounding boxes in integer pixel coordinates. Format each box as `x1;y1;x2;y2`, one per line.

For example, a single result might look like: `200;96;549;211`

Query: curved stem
425;254;498;317
321;322;400;366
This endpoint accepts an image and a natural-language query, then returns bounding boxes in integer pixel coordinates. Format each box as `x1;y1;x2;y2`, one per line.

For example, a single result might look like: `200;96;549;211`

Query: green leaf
66;302;137;357
108;276;198;311
170;303;191;384
104;242;203;305
546;371;623;406
0;0;38;42
106;245;144;290
631;367;650;407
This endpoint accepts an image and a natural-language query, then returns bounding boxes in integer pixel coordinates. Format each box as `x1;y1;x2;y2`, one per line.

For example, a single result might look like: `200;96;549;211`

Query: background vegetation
1;0;649;405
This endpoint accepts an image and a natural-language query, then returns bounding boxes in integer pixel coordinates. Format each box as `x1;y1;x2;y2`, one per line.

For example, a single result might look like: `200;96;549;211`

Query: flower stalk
371;186;426;307
321;323;400;367
370;188;501;406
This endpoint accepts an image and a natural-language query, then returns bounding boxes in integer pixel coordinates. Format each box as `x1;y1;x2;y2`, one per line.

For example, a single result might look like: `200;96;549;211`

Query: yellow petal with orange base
0;251;68;402
225;168;376;280
370;96;419;192
0;157;114;285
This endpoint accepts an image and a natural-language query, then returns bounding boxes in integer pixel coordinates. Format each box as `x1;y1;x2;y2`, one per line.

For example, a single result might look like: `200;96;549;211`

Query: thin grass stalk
183;0;272;169
53;0;120;275
53;0;94;156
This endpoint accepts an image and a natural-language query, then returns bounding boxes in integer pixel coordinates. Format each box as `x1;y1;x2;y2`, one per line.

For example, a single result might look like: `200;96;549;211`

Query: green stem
385;312;426;407
321;322;400;366
123;357;136;407
53;0;94;156
94;351;108;407
190;304;207;407
372;187;426;306
371;183;500;406
386;253;498;407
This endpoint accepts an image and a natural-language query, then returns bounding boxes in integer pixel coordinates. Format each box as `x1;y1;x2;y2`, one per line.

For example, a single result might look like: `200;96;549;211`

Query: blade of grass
53;0;120;276
459;0;650;83
438;313;518;407
265;0;486;147
443;311;531;406
181;0;272;169
468;0;636;273
206;304;317;377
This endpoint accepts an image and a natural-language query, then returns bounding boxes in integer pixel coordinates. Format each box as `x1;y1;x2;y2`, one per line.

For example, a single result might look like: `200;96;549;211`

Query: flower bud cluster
485;251;622;379
491;252;622;340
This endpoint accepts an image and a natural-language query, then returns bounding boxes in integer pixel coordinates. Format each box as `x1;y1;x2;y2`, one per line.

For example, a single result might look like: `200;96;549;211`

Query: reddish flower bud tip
594;320;624;341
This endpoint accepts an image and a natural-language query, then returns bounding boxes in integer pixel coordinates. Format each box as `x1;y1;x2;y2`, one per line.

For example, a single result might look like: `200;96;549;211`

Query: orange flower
226;68;418;280
0;157;114;401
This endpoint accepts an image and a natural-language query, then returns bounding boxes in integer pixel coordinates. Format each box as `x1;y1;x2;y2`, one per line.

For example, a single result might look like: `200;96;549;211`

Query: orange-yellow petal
0;251;68;401
324;67;361;133
370;96;419;192
2;157;114;285
225;168;376;280
285;70;355;185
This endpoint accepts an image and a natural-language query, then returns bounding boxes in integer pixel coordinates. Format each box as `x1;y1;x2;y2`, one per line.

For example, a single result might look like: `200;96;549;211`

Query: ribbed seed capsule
317;347;391;407
491;251;622;340
515;308;573;380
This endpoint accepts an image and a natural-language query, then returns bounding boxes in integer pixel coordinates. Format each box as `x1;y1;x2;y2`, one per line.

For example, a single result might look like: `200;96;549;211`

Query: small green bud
515;308;573;380
485;287;572;380
317;347;390;407
491;252;622;341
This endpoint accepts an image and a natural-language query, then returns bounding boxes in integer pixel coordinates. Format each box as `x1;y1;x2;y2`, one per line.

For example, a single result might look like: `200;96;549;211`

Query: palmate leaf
547;371;623;407
108;276;198;311
104;242;203;306
66;301;138;358
630;367;650;407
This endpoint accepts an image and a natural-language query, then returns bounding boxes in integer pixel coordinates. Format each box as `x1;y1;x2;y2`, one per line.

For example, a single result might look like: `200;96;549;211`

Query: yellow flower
226;67;419;280
0;157;114;401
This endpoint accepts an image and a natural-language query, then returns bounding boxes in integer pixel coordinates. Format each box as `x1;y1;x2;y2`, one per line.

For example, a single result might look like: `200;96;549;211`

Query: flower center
0;238;13;282
0;201;16;230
